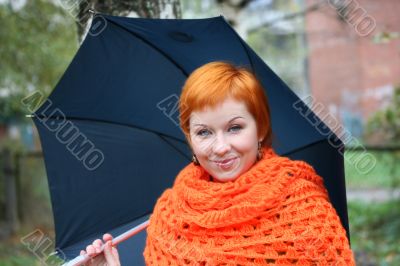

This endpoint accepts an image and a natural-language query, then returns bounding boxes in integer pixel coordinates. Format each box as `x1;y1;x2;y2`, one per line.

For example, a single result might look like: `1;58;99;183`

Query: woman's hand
80;233;121;266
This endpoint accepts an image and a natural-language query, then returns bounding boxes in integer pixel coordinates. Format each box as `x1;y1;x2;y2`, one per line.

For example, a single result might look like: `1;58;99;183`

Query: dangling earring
256;141;263;161
192;154;200;165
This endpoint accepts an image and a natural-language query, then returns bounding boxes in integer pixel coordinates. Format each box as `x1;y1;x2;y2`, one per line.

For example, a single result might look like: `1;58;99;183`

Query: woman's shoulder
269;152;327;190
266;153;330;201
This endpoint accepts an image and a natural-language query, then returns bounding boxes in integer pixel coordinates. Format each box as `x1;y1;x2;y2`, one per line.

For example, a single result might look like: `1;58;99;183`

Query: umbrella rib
281;138;344;156
32;115;187;144
220;16;255;73
159;134;191;161
105;17;189;77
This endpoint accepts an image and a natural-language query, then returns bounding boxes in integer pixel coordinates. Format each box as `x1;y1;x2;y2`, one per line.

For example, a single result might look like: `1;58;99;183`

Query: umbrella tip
88;8;96;14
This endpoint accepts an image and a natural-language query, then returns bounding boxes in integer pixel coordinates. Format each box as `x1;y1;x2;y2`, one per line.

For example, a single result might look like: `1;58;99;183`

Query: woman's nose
212;134;230;155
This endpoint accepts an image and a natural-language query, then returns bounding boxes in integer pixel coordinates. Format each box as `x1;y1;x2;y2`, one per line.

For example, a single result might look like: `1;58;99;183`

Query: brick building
305;0;400;139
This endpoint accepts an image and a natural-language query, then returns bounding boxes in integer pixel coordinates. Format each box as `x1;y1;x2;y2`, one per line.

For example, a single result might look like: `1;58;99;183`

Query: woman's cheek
231;131;256;151
193;137;214;156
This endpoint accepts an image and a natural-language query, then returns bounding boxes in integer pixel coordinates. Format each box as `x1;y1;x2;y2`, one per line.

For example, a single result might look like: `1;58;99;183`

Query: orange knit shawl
143;147;355;265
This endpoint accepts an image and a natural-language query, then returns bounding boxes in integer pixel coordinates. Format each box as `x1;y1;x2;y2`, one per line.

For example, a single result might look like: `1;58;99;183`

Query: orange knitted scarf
143;147;355;265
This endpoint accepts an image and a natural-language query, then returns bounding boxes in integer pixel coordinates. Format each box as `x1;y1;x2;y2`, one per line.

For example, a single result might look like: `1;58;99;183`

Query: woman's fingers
93;239;103;252
103;233;113;242
103;241;121;266
80;249;94;266
79;235;116;265
86;245;96;256
111;243;120;262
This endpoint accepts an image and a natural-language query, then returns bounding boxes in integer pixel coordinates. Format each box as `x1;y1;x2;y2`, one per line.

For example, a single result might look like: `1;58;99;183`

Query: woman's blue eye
196;125;241;136
229;125;242;132
197;129;210;136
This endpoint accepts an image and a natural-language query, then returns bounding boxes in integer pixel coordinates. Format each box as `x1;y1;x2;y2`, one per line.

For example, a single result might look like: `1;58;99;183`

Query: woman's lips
213;157;238;170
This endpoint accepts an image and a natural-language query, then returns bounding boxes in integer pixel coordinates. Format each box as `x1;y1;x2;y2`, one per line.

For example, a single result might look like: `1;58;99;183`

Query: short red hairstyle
179;61;272;147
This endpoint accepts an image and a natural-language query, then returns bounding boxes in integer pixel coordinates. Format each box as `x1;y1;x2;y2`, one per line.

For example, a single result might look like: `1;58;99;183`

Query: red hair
179;61;272;147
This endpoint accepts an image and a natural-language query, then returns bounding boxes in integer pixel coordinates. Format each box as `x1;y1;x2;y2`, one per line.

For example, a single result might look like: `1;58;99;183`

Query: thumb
103;241;120;266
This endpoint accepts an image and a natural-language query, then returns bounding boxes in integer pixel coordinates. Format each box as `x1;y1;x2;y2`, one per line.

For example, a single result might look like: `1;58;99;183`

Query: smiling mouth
213;157;238;169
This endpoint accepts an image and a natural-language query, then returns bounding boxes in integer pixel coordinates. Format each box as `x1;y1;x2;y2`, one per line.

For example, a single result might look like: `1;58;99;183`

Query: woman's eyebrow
193;116;244;127
193;123;207;127
228;116;243;123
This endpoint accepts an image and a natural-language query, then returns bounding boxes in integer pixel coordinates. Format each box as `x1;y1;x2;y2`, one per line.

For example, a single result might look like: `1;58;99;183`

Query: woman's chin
210;171;240;182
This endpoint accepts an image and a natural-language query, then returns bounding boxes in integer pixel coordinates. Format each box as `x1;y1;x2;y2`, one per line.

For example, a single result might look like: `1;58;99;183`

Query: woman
81;61;355;265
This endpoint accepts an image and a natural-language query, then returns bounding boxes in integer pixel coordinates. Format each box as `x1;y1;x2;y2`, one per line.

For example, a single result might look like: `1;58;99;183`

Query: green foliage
0;136;26;154
364;86;400;189
0;91;33;124
365;85;400;145
373;31;400;44
0;0;78;122
349;200;400;265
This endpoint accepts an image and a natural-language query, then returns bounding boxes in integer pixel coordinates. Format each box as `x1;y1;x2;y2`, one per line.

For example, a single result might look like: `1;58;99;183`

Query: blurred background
0;0;399;265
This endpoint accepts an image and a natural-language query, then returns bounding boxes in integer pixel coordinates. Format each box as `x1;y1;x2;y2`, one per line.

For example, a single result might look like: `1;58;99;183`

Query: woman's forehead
189;98;251;125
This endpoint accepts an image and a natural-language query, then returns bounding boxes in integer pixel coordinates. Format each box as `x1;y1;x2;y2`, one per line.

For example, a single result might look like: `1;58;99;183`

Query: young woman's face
189;97;261;182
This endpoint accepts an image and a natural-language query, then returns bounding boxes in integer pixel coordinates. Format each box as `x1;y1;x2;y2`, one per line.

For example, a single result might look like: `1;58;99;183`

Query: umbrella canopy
33;14;349;265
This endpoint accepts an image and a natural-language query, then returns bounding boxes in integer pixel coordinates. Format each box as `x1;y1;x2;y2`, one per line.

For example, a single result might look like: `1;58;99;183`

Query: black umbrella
32;14;350;265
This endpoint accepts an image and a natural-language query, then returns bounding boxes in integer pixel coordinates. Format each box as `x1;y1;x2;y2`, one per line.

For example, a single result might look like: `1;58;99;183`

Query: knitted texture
143;147;355;265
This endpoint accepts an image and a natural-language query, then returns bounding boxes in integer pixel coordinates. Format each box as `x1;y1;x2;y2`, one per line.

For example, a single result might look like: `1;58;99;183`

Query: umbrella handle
61;220;150;266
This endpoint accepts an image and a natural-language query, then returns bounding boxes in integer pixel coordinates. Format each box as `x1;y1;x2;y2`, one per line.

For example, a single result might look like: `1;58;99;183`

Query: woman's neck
209;175;228;183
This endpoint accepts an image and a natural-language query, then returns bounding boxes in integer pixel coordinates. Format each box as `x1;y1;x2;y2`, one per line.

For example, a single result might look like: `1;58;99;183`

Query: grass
0;233;44;266
344;150;400;189
349;200;400;265
345;150;400;265
0;226;63;266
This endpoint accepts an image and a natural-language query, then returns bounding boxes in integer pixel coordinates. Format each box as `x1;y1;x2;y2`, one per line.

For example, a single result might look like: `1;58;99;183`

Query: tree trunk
2;148;19;236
